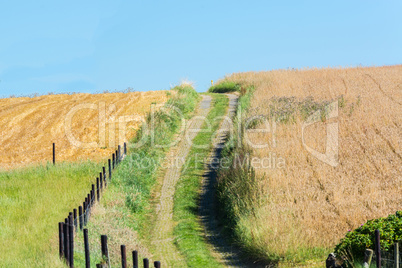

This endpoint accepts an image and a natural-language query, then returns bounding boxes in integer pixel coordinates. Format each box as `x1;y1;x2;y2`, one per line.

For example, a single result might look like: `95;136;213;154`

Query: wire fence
56;143;161;267
371;234;401;268
333;229;401;268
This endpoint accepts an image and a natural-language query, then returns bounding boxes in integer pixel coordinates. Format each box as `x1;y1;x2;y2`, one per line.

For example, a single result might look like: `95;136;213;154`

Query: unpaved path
199;93;251;267
150;95;212;267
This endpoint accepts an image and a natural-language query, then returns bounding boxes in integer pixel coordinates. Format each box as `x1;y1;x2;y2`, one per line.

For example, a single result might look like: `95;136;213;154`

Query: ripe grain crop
219;65;402;265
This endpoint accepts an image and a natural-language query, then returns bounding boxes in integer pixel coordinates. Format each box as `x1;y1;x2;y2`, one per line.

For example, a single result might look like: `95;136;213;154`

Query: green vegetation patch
73;85;200;266
262;95;362;125
215;86;261;235
115;85;199;214
0;161;103;267
208;81;240;93
335;211;402;267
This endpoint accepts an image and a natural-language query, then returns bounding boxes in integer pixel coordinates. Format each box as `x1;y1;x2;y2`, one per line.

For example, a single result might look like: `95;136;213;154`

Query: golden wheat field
0;91;170;169
227;65;402;258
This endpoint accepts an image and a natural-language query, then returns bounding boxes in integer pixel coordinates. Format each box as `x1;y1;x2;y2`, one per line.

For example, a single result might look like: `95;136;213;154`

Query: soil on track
199;94;244;267
199;94;263;268
148;94;260;267
150;95;213;267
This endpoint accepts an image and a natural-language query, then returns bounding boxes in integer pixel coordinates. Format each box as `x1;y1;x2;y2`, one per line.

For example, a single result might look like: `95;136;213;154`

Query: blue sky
0;0;401;97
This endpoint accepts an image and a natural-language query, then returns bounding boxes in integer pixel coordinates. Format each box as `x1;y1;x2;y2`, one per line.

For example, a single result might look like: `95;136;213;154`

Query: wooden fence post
115;150;119;165
99;172;102;188
395;242;400;268
59;222;64;259
108;159;112;180
121;245;127;268
112;153;115;169
69;214;74;267
83;200;87;226
103;166;106;182
73;208;77;231
89;191;93;209
101;235;110;267
154;261;161;268
64;220;70;265
375;229;381;268
84;229;90;268
96;177;100;202
87;193;91;218
53;143;56;165
79;206;83;230
132;250;138;268
118;145;121;162
91;185;95;204
124;142;127;155
143;258;149;268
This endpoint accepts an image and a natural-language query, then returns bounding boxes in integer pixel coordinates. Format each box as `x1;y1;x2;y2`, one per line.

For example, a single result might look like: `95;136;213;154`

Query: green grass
111;84;199;216
173;93;228;267
73;85;200;267
215;85;272;262
215;85;255;227
208;81;240;93
0;161;103;267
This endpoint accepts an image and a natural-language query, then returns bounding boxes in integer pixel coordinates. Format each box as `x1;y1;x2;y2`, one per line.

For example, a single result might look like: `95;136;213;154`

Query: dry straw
225;65;402;261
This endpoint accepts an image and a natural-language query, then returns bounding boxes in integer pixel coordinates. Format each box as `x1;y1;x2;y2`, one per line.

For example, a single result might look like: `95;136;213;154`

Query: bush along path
148;95;213;267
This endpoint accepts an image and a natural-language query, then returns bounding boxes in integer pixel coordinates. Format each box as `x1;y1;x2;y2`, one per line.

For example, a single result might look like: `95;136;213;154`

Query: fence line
370;230;401;268
56;142;161;267
341;228;402;268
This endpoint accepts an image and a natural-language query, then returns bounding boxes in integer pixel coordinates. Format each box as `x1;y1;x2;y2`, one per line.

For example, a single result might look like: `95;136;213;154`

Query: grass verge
173;93;228;267
73;85;200;267
0;161;103;267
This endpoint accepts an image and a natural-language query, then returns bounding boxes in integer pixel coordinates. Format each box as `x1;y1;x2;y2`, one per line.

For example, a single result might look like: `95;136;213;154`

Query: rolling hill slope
0;91;170;169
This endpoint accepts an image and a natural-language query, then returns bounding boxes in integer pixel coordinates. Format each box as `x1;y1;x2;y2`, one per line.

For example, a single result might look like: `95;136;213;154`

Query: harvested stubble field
223;65;402;265
0;90;170;266
0;90;170;170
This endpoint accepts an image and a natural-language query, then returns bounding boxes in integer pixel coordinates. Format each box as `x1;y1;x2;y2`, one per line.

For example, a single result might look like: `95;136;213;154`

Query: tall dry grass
223;65;402;263
0;91;170;169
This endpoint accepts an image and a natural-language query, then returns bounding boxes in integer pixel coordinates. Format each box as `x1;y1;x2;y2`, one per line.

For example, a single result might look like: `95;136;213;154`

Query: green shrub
335;211;402;265
208;81;241;93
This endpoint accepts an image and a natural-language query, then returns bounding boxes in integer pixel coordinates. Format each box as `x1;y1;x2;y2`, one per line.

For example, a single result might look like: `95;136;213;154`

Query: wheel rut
199;94;265;268
150;95;212;267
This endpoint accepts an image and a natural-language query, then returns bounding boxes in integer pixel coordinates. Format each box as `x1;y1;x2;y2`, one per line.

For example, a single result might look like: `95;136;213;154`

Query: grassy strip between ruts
173;93;228;267
73;85;200;267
